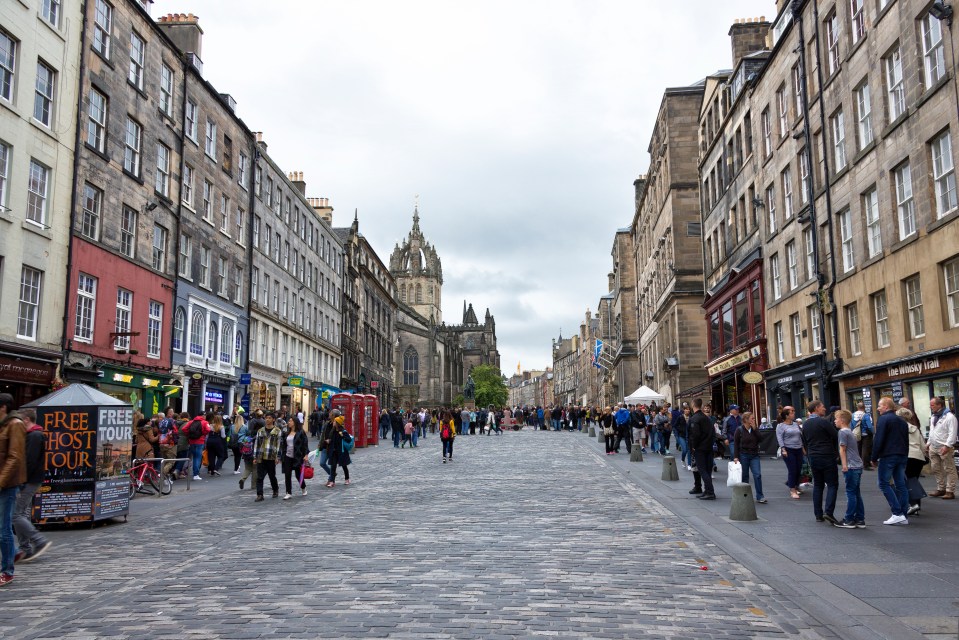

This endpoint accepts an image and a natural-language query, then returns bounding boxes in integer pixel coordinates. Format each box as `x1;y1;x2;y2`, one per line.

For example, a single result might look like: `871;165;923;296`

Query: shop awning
675;379;714;399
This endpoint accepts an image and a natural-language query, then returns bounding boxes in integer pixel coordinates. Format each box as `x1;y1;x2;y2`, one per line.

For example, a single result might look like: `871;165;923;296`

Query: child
402;418;414;448
836;409;865;529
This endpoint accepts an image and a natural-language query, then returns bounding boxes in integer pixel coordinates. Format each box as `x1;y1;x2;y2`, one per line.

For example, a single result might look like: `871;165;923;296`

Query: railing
133;457;193;492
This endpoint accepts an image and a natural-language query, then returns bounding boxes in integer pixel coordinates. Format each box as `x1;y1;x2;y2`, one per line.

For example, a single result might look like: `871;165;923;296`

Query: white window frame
791;313;803;357
855;82;873;150
17;267;42;340
238;153;249;189
922;13;946;88
775;322;784;363
787;241;798;290
155;143;170;197
86;89;107;152
178;232;192;278
932;130;957;218
74;273;97;343
219;195;229;233
810;306;822;351
120;207;136;258
217;257;227;295
761;108;772;157
123;117;141;176
204;118;217;159
152;224;167;271
34;60;55;128
803;227;815;281
799;152;809;205
831;109;847;171
894;162;916;240
173;306;185;352
839;209;854;273
825;11;840;74
905;276;925;339
128;32;145;89
93;0;112;58
771;254;782;300
847;303;861;356
199;246;211;288
207;320;218;361
114;288;132;349
0;142;9;210
863;188;882;258
202;179;213;221
147;300;162;358
182;164;194;207
185;99;198;142
0;31;14;102
777;86;788;138
782;167;793;219
945;259;959;328
159;63;174;116
26;159;49;226
886;47;905;121
80;182;102;240
850;0;865;45
873;290;890;348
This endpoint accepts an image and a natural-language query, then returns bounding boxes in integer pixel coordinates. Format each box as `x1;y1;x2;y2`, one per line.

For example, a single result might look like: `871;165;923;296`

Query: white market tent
624;385;666;405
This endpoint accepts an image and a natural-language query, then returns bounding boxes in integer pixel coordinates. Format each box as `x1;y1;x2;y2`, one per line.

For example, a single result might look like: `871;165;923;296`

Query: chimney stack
633;176;647;210
728;17;770;68
253;131;267;153
308;197;333;225
289;171;306;195
156;14;204;69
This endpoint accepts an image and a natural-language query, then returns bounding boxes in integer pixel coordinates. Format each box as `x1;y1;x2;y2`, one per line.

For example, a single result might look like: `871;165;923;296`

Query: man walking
687;398;716;500
722;405;741;460
926;396;957;500
13;408;51;562
0;393;27;586
852;402;875;470
801;401;840;525
253;412;282;501
872;397;910;525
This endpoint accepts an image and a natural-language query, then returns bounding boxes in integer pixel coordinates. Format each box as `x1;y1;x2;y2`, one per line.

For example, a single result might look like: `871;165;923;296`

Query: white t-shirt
286;433;295;458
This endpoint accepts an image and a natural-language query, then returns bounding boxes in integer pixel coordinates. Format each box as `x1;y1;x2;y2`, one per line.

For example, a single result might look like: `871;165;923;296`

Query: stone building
389;208;499;408
335;213;397;407
551;333;579;406
633;84;709;404
696;19;771;417
61;0;182;415
0;0;82;404
246;144;342;414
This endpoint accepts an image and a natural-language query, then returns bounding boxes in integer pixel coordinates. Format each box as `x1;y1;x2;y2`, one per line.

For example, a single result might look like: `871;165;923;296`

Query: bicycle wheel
159;473;173;495
145;470;162;495
129;479;137;500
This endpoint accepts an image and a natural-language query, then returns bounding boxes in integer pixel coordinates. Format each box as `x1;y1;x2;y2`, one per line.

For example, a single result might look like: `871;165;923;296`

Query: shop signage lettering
288;377;305;387
858;374;875;381
142;378;159;388
888;357;940;378
0;357;55;384
42;410;96;476
98;407;133;443
707;346;762;377
776;376;794;384
205;389;225;404
112;373;134;383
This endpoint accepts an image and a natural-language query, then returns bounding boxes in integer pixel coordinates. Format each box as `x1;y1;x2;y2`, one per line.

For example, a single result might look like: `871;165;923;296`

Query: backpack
441;423;452;439
186;419;203;440
341;431;355;453
240;436;254;459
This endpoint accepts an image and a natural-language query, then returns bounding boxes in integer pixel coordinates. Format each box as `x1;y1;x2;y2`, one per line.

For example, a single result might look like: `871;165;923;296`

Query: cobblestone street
0;429;943;639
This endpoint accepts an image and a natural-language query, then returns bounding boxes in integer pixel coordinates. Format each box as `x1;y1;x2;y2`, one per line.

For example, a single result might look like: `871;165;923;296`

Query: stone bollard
630;446;643;462
588;426;596;437
729;483;758;521
661;455;679;481
597;428;605;443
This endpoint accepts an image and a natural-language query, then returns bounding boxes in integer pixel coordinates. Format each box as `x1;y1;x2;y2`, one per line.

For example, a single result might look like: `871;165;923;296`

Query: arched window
208;320;218;361
428;286;434;302
189;310;204;355
234;331;243;366
415;284;422;303
220;321;233;363
173;307;186;352
403;346;419;385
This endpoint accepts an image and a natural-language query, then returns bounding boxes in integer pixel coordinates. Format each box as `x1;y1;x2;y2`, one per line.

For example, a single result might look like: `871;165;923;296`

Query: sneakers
883;514;909;525
283;494;292;500
756;498;768;504
443;457;447;463
239;479;244;490
14;550;26;563
233;470;241;475
836;519;858;529
641;447;647;453
823;514;840;526
22;541;52;563
212;470;221;476
855;520;867;528
689;488;703;495
301;488;307;496
345;479;351;485
0;573;12;587
192;475;202;481
272;491;279;499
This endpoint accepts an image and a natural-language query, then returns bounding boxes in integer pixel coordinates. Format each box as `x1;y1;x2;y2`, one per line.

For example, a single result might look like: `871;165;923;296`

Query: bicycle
127;458;173;498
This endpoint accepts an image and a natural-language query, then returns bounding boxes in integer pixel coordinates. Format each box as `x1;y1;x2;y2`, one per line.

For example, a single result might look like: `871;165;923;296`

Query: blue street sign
241;393;251;414
239;373;252;385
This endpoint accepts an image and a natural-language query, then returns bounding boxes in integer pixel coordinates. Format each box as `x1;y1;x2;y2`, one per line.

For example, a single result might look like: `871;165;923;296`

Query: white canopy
624;385;666;404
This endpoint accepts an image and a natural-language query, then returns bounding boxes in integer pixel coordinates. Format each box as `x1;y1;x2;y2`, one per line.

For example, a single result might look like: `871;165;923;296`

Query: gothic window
416;284;423;303
429;286;434;302
400;284;406;303
466;336;474;349
403;346;419;385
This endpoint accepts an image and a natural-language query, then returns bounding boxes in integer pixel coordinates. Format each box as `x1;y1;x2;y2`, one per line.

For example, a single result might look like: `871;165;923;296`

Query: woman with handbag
281;417;310;500
776;406;805;500
326;415;352;487
600;407;615;455
734;412;766;503
899;407;927;516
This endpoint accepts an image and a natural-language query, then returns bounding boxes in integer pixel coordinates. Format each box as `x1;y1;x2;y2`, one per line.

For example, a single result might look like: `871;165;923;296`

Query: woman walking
600;407;615;455
900;407;927;516
326;414;352;487
281;416;310;500
440;410;456;463
206;414;228;476
229;413;245;474
776;406;804;499
734;411;765;503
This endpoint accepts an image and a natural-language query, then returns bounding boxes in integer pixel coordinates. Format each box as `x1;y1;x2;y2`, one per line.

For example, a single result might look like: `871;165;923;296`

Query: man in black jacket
12;408;51;562
687;398;716;499
801;400;840;525
872;396;911;525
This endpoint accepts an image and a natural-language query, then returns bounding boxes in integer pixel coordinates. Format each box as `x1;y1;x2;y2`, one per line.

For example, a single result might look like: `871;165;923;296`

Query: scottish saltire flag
593;339;603;369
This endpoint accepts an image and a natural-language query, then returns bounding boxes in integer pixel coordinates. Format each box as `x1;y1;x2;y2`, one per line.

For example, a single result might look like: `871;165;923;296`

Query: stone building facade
607;227;640;402
0;0;81;404
61;0;181;415
633;84;709;404
551;333;579;406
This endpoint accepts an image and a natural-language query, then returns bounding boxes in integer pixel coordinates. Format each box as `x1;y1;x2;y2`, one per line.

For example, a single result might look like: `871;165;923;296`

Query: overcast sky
175;0;772;374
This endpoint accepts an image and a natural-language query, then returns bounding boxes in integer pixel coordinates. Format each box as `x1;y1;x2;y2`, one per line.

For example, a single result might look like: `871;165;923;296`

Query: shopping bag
907;476;927;502
726;460;743;487
307;448;320;466
299;463;314;484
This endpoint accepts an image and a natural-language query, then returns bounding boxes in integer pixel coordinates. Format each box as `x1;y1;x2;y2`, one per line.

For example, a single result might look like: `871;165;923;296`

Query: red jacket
182;416;211;445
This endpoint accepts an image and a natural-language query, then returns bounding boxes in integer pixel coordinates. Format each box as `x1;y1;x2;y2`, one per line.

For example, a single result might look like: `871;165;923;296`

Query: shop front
184;371;237;416
0;349;58;407
281;376;312;418
764;355;841;419
248;364;282;413
838;348;959;432
96;365;174;418
315;383;341;411
704;344;768;419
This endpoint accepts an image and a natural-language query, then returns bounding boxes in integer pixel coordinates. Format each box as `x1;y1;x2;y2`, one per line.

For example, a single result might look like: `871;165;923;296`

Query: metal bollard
630;446;643;462
729;483;758;521
661;455;679;481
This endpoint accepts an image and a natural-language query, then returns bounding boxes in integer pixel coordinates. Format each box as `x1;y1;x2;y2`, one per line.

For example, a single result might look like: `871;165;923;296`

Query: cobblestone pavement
1;430;838;639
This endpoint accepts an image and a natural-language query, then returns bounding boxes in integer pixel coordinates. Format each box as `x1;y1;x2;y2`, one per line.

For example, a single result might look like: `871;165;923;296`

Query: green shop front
97;366;176;417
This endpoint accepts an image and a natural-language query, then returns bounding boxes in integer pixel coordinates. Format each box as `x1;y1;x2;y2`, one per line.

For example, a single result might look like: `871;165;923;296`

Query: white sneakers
882;514;909;525
233;470;241;475
192;475;202;480
301;488;307;496
283;493;292;500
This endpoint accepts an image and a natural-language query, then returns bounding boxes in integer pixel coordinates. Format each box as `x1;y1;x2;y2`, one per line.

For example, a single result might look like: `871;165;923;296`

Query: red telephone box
330;393;356;437
365;395;380;446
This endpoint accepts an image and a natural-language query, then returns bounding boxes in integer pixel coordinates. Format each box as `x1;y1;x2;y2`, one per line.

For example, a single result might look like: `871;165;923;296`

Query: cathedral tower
389;206;443;323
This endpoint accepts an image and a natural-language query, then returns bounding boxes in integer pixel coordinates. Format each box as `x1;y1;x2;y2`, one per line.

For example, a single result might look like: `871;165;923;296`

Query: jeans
808;455;839;518
256;460;279;496
412;430;419;447
552;419;560;431
13;482;47;556
651;430;662;453
782;447;804;489
739;453;764;500
727;442;735;460
877;454;909;517
442;439;453;458
675;435;690;467
843;468;864;523
0;486;19;576
393;428;401;447
318;449;332;477
189;443;205;476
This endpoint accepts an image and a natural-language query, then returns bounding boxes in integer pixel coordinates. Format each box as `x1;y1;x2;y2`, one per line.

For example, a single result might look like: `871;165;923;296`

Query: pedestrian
801;400;840;525
925;396;957;500
173;412;190;478
402;416;414;447
205;414;228;476
0;393;27;587
872;396;910;525
733;411;765;503
722;405;741;460
852;402;875;470
631;405;648;454
134;417;159;468
183;412;212;480
326;413;352;487
440;410;456;463
676;407;693;469
613;404;631;453
601;407;615;454
317;410;338;478
253;412;282;501
281;417;310;500
687;398;716;500
11;407;51;562
487;406;502;435
900;407;927;517
835;409;865;529
776;406;804;500
378;409;391;440
391;409;403;448
237;411;261;490
228;412;244;474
